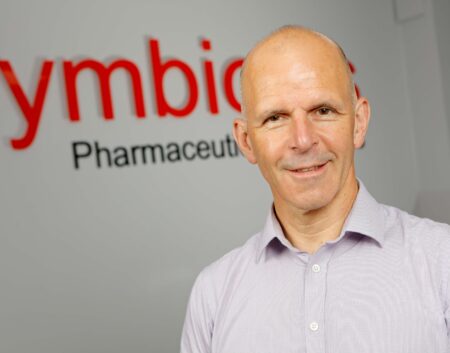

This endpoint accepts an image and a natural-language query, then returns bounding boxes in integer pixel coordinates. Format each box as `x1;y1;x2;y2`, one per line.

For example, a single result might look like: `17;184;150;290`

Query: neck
274;175;359;254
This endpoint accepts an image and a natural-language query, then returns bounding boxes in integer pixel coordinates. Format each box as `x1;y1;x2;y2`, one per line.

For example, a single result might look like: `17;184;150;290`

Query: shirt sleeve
442;236;450;352
446;275;450;352
180;269;214;353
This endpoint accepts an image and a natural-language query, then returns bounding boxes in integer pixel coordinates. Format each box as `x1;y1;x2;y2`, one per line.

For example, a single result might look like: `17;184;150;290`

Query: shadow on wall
413;190;450;224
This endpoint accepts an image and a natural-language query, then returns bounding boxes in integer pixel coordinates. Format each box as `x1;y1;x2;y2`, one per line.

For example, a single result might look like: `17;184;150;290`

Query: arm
180;270;214;353
441;235;450;352
446;277;450;352
445;267;450;352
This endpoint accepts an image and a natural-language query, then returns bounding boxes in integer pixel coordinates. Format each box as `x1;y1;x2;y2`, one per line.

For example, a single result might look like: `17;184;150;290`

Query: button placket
304;249;330;353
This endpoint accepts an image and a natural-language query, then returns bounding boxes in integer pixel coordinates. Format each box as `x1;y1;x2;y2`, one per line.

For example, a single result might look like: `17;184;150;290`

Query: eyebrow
258;109;291;119
309;101;343;112
257;100;345;119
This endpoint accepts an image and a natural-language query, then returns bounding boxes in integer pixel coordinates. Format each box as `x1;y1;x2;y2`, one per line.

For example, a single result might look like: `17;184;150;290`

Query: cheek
252;133;286;173
318;124;354;155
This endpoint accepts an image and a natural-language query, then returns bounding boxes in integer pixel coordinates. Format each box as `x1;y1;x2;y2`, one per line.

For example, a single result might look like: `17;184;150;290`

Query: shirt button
309;321;319;331
312;264;321;273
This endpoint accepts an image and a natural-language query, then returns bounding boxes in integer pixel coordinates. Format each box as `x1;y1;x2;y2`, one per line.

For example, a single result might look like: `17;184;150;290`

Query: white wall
394;0;450;222
433;0;450;126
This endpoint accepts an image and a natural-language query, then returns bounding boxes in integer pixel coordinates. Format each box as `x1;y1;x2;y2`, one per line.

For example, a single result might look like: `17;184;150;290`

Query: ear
353;97;371;149
233;117;257;164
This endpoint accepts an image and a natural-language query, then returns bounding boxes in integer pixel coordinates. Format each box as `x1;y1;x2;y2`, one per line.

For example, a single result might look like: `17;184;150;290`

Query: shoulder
381;203;450;247
188;231;262;317
194;231;261;293
381;204;450;297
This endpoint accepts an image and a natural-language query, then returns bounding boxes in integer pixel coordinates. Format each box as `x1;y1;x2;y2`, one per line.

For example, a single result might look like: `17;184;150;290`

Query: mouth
287;161;329;177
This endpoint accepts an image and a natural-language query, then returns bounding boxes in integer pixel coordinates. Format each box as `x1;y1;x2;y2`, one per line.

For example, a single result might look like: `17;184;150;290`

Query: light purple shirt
180;181;450;353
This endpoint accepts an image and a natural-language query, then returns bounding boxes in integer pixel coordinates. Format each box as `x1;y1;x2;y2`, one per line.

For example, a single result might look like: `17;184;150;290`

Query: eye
317;107;333;116
265;114;282;123
314;106;338;120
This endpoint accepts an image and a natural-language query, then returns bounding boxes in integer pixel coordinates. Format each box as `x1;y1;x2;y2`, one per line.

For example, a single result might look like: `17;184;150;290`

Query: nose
288;114;318;152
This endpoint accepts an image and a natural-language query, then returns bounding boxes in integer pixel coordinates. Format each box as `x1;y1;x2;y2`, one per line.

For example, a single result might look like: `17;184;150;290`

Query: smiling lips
289;161;328;174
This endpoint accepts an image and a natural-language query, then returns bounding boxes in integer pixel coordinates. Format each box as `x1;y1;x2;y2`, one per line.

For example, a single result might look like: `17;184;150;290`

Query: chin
288;188;336;212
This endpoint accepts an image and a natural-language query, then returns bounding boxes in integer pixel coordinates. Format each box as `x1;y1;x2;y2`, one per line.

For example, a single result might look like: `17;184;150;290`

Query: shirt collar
255;179;385;262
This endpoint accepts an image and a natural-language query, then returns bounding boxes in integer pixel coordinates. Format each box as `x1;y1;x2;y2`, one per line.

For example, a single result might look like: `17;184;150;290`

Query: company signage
1;37;358;170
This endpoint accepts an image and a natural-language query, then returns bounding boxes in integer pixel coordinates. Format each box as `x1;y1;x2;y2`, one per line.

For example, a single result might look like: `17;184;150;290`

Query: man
180;26;450;353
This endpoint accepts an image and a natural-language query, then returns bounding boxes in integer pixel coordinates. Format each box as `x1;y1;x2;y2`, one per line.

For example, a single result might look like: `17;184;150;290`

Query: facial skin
233;27;370;250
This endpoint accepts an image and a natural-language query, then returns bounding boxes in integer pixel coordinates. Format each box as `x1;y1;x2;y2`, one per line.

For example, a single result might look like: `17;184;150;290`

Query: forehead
242;34;350;114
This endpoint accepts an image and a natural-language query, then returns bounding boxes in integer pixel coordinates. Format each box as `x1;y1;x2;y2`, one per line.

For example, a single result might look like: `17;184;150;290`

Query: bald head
240;26;356;116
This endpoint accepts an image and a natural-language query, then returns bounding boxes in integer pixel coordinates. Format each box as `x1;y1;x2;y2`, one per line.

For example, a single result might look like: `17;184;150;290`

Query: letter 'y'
0;60;53;150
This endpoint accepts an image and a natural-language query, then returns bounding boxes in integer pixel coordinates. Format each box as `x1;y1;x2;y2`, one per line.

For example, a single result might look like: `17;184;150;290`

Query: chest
211;247;447;353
